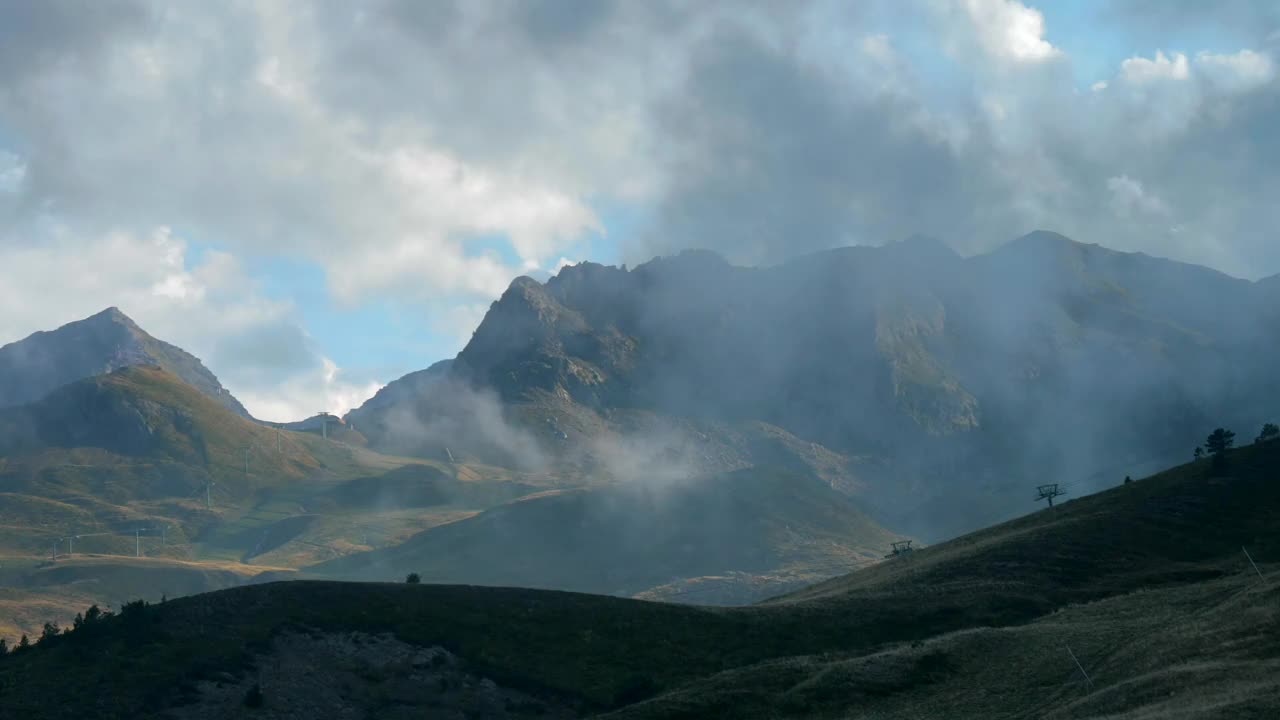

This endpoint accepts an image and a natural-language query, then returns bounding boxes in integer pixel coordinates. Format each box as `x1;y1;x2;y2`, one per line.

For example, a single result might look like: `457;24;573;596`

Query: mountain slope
309;466;899;600
1;441;1276;718
0;307;248;416
347;233;1280;538
0;365;531;639
0;364;328;489
0;366;529;556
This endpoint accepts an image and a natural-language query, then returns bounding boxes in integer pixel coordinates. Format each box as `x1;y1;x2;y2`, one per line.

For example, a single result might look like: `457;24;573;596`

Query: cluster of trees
1192;423;1279;465
0;599;153;659
0;604;113;657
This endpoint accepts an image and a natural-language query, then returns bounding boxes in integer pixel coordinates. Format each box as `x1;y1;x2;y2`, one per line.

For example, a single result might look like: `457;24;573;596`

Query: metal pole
1066;645;1093;690
135;528;141;558
1243;547;1263;579
68;536;73;556
206;482;212;510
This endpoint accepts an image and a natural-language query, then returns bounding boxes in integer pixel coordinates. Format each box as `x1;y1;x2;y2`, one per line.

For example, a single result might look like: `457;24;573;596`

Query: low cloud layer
1;1;1278;417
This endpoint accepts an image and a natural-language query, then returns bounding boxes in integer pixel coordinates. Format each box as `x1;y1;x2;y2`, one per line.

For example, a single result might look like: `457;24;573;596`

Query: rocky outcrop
175;631;574;720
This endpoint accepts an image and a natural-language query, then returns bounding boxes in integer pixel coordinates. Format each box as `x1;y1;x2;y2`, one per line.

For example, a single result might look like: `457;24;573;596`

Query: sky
0;0;1278;421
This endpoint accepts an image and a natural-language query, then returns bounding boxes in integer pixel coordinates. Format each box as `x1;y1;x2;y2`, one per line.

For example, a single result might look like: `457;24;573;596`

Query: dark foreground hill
1;439;1276;718
0;307;247;416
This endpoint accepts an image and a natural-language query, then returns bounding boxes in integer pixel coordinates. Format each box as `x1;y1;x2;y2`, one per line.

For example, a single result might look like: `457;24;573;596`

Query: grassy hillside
0;366;900;638
608;571;1279;719
0;366;544;639
0;441;1275;718
309;466;899;600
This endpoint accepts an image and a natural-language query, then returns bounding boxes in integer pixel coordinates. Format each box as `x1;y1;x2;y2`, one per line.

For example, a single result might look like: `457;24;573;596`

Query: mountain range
344;230;1280;538
1;229;1277;638
0;230;1278;718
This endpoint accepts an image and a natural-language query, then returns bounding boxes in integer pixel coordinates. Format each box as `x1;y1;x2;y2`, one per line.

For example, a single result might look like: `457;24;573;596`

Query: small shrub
405;573;421;584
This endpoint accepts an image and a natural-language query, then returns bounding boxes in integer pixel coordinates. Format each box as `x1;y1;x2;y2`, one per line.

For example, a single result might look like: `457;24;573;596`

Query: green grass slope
0;441;1276;718
0;366;542;639
308;466;899;599
0;367;523;553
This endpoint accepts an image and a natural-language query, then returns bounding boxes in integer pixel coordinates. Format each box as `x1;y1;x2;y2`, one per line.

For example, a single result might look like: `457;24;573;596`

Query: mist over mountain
348;232;1280;538
0;307;248;417
312;466;897;601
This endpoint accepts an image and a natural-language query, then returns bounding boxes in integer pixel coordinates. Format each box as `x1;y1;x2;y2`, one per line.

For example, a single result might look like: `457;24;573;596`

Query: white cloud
1107;175;1169;219
0;224;374;421
236;358;384;423
0;1;611;312
0;150;25;194
436;302;492;350
983;95;1009;122
1102;45;1277;144
1195;49;1275;91
961;0;1062;63
1090;81;1108;92
861;33;895;66
1120;48;1274;92
1120;50;1191;83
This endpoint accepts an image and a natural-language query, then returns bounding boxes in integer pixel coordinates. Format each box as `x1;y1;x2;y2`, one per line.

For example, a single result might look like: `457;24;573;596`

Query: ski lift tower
1036;483;1065;508
885;540;915;558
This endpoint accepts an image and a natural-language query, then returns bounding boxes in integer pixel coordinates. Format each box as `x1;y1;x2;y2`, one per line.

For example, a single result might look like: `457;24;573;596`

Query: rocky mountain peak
0;307;249;416
88;305;141;327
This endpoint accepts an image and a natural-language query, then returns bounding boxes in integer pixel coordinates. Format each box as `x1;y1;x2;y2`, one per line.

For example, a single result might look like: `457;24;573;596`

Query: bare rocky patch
172;630;575;719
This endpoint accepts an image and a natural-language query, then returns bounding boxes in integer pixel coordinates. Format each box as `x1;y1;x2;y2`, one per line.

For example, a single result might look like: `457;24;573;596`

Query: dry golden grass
0;555;293;643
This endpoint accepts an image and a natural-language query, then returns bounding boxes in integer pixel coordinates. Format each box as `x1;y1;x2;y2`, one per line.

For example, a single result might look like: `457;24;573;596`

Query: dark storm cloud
641;26;998;264
632;7;1280;279
0;0;151;86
